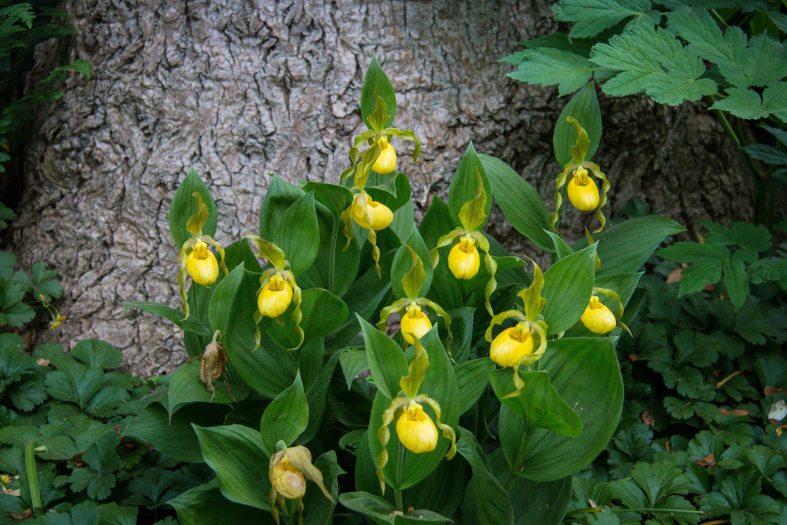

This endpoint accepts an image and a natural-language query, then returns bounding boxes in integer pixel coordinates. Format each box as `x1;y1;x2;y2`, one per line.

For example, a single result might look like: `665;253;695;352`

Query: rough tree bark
11;0;751;375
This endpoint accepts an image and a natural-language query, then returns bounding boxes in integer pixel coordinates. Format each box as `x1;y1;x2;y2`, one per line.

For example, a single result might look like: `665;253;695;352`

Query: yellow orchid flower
268;445;333;525
376;339;457;493
177;193;228;319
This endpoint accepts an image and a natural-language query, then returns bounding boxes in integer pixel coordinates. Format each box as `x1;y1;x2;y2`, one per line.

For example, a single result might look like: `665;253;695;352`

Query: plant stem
394;443;404;512
612;507;704;514
24;442;41;514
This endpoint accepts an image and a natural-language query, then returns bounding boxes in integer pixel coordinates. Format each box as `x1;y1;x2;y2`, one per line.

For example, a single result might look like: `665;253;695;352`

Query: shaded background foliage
8;0;750;374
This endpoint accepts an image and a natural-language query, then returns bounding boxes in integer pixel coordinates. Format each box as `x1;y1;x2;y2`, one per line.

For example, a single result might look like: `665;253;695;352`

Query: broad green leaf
369;330;459;490
259;175;305;240
553;83;602;166
507;48;592;97
168;169;217;247
590;25;718;105
207;264;245;336
480;154;553;251
301;352;341;445
509;476;572;525
455;358;494;415
358;316;407;399
166;360;246;416
448;143;492;229
404;456;466;518
259;373;309;456
124;403;230;463
491;370;582;437
456;428;514;525
169;483;275;525
391;230;432;299
578;216;684;274
541;244;597;334
304;181;353;216
501;337;623;481
339;347;370;389
194;424;270;510
554;0;657;39
271;192;320;275
361;56;396;130
339;492;452;525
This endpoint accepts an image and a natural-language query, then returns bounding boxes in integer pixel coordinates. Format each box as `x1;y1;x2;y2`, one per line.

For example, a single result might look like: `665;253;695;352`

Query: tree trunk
11;0;751;375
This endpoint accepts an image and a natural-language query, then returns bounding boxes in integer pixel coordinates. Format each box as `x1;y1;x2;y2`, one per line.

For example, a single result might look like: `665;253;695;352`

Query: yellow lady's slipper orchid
258;273;294;318
268;446;333;524
372;137;397;174
490;325;534;368
400;304;432;344
271;456;307;499
567;167;600;212
580;295;617;334
396;402;438;454
447;235;481;279
186;241;220;285
351;192;393;231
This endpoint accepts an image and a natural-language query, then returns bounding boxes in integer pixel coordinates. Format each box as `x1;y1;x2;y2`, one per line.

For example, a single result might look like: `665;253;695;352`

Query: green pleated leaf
491;370;582;437
500;337;623;481
214;268;298;397
166;360;248;417
259;176;305;240
481;154;553;251
577;216;684;275
456;428;514;525
391;229;433;299
361;56;396;131
339;492;452;525
304;181;353;216
541;244;597;334
546;232;573;259
358;316;407;399
553;83;602;166
193;424;270;510
448;144;492;230
259;373;308;456
124;403;230;463
510;476;572;525
369;329;460;490
456;358;495;415
207;264;245;336
272;192;320;275
168;169;218;247
169;483;276;525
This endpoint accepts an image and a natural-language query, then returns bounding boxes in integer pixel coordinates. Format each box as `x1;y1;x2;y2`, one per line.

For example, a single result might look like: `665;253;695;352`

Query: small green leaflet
553;0;659;39
590;24;717;105
711;83;787;121
507;48;592;96
669;9;787;89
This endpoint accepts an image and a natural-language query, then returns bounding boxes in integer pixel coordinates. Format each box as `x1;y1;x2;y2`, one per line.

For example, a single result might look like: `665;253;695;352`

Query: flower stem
394;443;404;512
24;442;41;514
